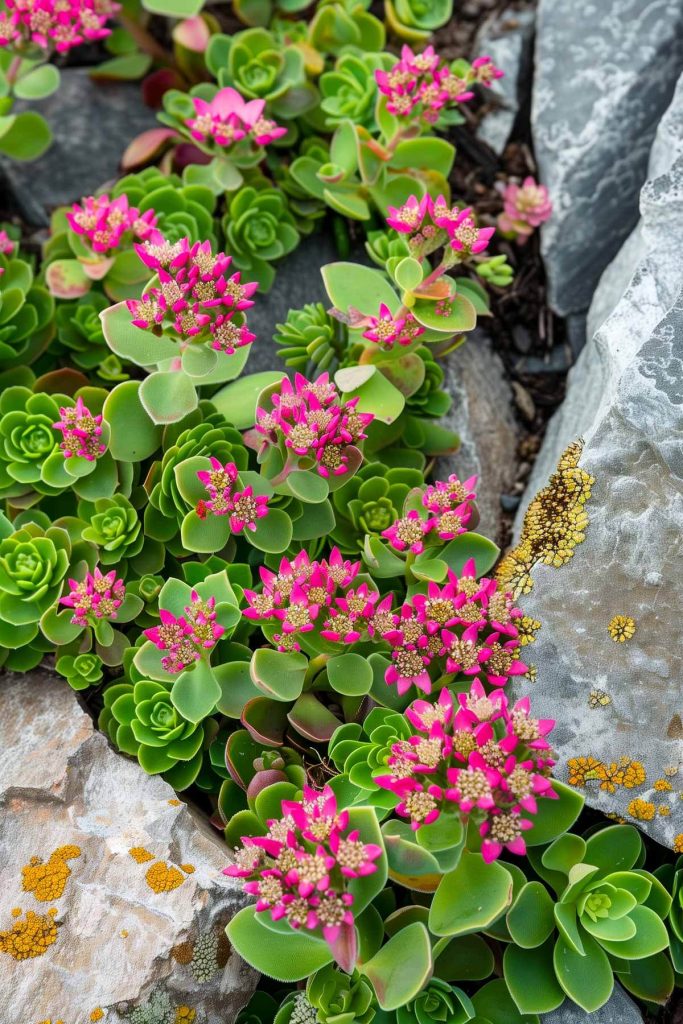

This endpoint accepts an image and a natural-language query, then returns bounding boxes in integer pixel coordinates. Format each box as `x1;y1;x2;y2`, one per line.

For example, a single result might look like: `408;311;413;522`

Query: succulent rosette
0;247;55;371
222;185;300;292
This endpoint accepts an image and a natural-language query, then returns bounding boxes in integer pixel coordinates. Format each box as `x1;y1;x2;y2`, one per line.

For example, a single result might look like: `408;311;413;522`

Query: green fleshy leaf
525;782;584;847
227;907;332;981
553;934;614;1012
170;660;221;723
14;64;60;100
429;851;513;937
362;922;432;1011
471;978;539;1024
246;508;292;553
327;653;373;696
251;648;307;702
103;381;163;461
322;261;400;317
507;882;556;949
211;371;285;428
100;300;178;365
139;370;198;424
504;941;565;1015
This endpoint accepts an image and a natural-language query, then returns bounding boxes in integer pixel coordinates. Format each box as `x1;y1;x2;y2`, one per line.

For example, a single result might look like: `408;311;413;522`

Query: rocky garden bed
0;0;682;1022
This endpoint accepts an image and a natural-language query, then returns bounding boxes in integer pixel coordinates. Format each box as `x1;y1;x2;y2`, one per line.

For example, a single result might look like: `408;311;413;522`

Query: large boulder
0;68;156;227
0;671;256;1022
533;0;683;316
499;78;683;845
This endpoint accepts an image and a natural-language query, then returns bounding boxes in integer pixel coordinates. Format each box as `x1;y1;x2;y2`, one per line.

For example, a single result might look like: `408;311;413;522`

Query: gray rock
437;330;518;542
0;671;255;1022
475;8;535;154
541;984;642;1024
0;68;156;226
518;72;683;517
533;0;683;315
502;286;683;846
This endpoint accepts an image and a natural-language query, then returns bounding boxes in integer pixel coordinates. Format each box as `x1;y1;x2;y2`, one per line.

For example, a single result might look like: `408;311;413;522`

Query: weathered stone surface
475;8;535;154
0;68;156;227
0;671;255;1023
541;983;642;1024
437;331;518;542
501;285;683;846
533;0;683;315
519;72;683;507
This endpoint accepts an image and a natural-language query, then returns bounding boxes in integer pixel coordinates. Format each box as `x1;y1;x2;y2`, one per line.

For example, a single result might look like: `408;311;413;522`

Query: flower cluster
361;303;424;349
196;458;269;533
375;682;555;862
186;87;287;151
387;194;495;259
60;567;125;627
0;0;119;53
53;397;106;461
497;176;552;242
244;547;370;651
224;785;382;946
144;591;225;673
254;373;373;479
375;45;502;124
66;194;159;256
126;238;257;351
383;473;477;552
0;230;15;255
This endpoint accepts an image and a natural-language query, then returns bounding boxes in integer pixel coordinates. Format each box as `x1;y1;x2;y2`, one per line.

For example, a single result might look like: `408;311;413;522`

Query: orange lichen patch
621;759;646;788
496;441;594;598
655;778;673;792
517;616;541;646
145;862;185;893
172;940;194;965
11;908;21;917
180;864;195;875
120;930;128;939
608;615;636;642
673;834;683;853
90;1010;104;1022
175;1008;196;1023
627;798;656;821
0;908;59;960
595;762;626;793
128;847;155;864
567;755;646;792
566;756;603;787
659;805;671;816
588;689;611;709
22;845;81;902
168;799;182;807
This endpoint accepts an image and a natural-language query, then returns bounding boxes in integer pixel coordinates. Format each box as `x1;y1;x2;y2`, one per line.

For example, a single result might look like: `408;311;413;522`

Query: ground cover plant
0;1;678;1020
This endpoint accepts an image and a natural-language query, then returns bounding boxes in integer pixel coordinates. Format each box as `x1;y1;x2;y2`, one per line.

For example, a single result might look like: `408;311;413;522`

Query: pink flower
362;303;406;346
66;193;159;256
185;87;286;150
230;486;269;533
447;207;495;255
386;647;432;696
386;194;430;234
472;56;504;87
480;811;534;863
60;567;124;628
144;592;224;673
0;230;14;255
53;397;105;461
0;0;119;54
498;176;552;241
382;510;432;553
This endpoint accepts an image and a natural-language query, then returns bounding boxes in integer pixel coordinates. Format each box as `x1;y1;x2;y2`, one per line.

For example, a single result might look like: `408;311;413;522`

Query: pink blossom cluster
387;193;495;258
382;473;478;553
60;566;125;628
361;302;425;349
497;176;552;242
144;591;225;673
0;0;119;53
186;87;287;151
224;785;382;951
126;237;257;352
375;683;555;862
0;230;15;256
66;194;159;256
53;397;106;461
244;547;375;652
252;372;373;479
195;458;268;533
375;45;502;123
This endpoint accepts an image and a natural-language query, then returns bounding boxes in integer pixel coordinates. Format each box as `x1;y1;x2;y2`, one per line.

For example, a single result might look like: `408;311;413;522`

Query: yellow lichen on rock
144;862;186;893
128;847;155;864
673;834;683;852
608;615;636;642
22;845;81;902
627;798;656;821
497;440;594;598
90;1010;104;1022
175;1008;196;1023
0;908;59;960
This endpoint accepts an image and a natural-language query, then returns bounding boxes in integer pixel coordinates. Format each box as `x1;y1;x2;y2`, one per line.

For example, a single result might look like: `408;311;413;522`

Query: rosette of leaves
43;207;150;305
392;980;475;1024
145;414;250;553
100;677;212;790
133;570;242;723
504;824;673;1013
267;137;330;232
233;0;313;28
0;248;55;371
274;301;347;375
55;652;104;691
307;965;376;1023
320;52;394;131
54;293;121;379
365;228;410;270
405;347;452;418
309;0;385;57
79;494;155;576
205;27;317;120
221;185;300;292
111;168;218;245
330;459;426;551
384;0;454;42
329;707;412;812
655;856;683;976
0;513;72;653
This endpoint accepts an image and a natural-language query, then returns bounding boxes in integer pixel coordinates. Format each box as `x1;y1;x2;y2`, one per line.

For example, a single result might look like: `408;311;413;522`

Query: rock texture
0;68;156;227
0;671;255;1023
475;8;535;155
541;984;642;1024
437;331;518;542
533;0;683;316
